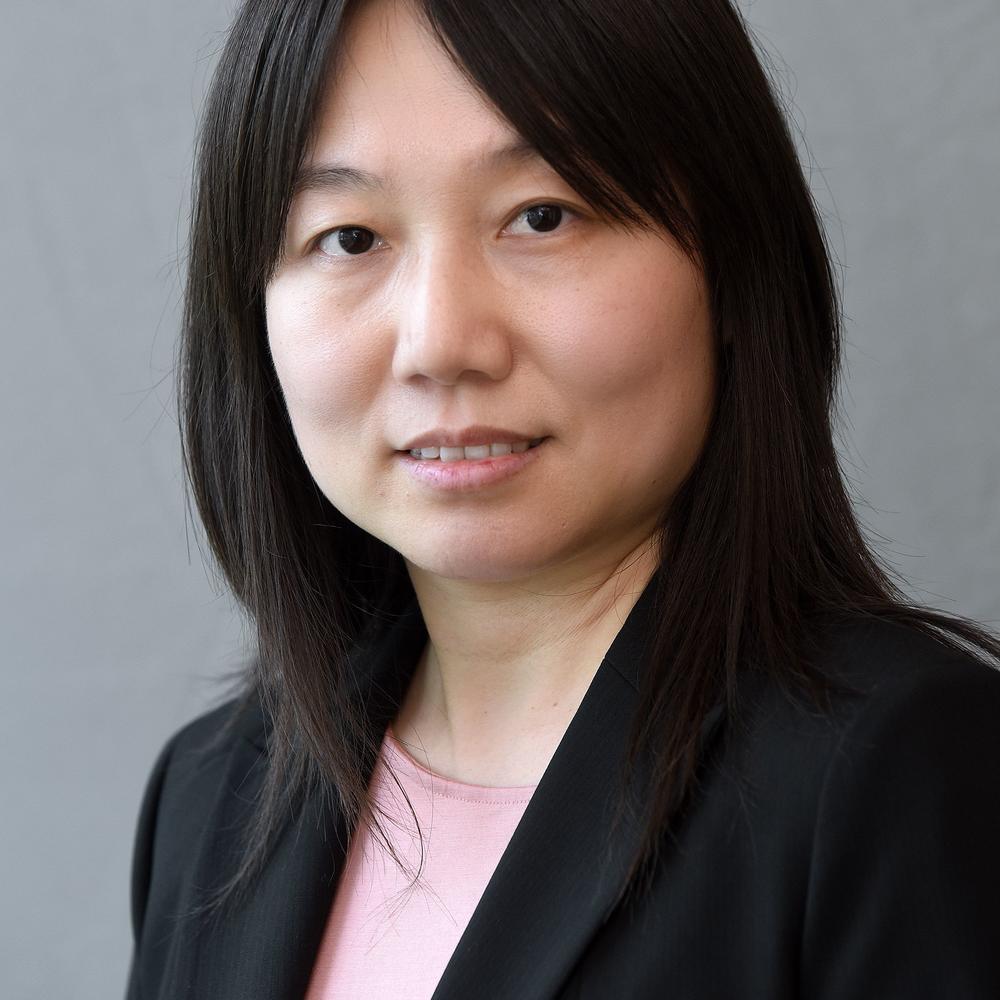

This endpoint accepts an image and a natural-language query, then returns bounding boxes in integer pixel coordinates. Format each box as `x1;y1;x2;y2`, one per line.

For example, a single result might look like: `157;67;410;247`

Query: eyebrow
291;137;543;197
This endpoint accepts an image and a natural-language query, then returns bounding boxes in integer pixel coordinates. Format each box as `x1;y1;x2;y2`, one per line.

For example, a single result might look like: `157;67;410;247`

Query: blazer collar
179;577;725;1000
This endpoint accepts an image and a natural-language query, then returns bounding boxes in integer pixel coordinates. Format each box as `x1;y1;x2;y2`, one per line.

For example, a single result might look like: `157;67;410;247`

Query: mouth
401;437;548;462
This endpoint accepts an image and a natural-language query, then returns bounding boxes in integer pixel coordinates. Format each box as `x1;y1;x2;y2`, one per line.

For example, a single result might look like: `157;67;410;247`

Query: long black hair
178;0;1000;917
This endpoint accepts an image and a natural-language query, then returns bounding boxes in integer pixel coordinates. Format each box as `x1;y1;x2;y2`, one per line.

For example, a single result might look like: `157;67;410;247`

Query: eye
316;226;385;258
506;202;577;237
311;202;579;261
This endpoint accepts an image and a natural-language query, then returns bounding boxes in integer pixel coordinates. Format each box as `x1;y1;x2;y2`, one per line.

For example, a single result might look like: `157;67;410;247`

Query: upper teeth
409;439;543;461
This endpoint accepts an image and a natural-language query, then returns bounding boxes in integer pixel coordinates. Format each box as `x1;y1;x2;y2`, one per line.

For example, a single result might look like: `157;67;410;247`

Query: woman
125;0;1000;997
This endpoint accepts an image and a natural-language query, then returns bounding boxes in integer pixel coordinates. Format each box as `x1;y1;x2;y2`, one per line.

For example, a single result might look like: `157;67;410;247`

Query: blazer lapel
431;578;729;1000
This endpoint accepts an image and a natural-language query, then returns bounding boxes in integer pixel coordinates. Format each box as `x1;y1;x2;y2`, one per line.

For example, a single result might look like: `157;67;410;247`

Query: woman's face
266;0;716;585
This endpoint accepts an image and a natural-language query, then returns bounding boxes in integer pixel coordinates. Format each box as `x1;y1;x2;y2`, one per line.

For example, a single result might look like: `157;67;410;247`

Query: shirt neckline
383;724;540;801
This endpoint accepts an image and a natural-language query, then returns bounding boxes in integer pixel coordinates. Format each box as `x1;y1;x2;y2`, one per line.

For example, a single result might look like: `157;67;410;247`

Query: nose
391;242;513;386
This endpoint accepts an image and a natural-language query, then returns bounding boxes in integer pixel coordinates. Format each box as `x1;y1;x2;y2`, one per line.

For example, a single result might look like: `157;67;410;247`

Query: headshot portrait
3;1;998;999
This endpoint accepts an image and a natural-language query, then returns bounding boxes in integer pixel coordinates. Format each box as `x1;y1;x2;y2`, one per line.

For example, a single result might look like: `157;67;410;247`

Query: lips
399;424;544;452
409;440;545;461
398;434;548;490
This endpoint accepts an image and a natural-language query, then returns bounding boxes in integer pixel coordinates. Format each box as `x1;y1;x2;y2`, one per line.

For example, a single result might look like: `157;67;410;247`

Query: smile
408;438;546;461
397;437;549;491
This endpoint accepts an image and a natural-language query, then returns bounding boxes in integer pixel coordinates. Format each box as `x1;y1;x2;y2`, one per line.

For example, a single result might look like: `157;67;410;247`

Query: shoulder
131;687;268;870
163;686;268;763
814;613;1000;690
710;618;1000;993
798;615;1000;818
743;615;1000;758
717;616;1000;877
779;618;1000;994
142;686;270;817
128;688;269;940
801;611;1000;792
811;615;1000;768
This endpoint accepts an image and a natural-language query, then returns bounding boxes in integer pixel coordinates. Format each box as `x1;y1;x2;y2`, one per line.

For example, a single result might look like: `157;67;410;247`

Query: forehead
304;0;549;187
293;136;546;200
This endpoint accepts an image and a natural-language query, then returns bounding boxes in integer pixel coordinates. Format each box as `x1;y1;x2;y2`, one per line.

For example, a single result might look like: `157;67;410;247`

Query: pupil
526;205;562;233
339;227;375;254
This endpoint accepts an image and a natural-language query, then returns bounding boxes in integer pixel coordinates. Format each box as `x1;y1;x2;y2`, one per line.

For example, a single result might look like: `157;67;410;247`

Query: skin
265;0;717;785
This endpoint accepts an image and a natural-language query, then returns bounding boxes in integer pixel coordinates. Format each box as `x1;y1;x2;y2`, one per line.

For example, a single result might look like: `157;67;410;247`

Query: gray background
1;1;997;996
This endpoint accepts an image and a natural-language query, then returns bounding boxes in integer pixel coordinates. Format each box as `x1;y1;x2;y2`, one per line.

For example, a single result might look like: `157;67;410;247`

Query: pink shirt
304;726;538;999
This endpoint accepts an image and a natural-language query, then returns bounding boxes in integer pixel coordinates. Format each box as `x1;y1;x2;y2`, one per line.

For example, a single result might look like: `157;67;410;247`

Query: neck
394;535;659;784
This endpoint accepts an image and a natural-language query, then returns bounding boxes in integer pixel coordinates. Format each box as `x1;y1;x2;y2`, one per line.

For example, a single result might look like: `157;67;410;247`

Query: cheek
265;283;384;428
540;254;714;424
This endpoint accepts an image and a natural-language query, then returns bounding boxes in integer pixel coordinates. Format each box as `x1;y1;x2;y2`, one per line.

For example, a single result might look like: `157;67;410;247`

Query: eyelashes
316;226;384;258
308;201;582;262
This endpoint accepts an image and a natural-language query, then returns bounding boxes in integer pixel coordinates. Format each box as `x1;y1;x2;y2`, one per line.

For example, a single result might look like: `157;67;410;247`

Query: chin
399;538;560;585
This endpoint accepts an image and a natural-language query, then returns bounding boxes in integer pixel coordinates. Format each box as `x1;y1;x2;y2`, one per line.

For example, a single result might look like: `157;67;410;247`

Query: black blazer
125;582;1000;999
